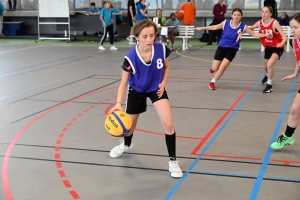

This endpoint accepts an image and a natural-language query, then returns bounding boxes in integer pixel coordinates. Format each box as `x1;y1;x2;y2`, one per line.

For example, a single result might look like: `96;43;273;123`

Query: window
261;0;294;10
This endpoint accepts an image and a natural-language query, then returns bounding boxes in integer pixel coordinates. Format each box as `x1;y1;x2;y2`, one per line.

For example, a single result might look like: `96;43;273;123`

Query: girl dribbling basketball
107;19;182;178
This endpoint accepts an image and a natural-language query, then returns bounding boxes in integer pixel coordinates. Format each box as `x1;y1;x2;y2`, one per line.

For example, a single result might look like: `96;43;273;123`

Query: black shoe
207;42;212;45
83;31;87;36
262;75;268;84
263;84;273;93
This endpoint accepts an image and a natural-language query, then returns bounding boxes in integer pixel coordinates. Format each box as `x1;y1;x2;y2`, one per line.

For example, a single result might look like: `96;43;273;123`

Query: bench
242;26;293;52
175;25;195;50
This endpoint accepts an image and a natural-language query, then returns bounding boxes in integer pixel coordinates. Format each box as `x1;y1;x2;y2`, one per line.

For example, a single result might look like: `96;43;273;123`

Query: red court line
190;85;252;155
2;86;118;200
56;162;62;168
58;171;66;177
63;180;72;188
70;191;80;199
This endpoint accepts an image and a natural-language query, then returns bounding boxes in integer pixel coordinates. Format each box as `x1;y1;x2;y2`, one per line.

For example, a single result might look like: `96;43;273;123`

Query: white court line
0;45;44;54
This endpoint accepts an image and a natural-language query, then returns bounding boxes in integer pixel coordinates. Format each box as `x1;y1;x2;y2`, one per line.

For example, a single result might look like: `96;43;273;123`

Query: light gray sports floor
0;40;299;200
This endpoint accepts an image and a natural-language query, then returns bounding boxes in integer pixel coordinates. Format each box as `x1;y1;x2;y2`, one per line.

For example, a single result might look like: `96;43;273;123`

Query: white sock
267;79;272;85
211;78;216;83
265;73;268;77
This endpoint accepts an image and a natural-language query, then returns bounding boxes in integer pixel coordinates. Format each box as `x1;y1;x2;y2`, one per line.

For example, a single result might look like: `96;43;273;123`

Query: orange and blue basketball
104;110;132;137
177;12;184;19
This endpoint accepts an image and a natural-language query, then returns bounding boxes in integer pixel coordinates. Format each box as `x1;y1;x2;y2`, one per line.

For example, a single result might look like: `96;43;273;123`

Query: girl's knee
290;106;300;117
163;122;174;133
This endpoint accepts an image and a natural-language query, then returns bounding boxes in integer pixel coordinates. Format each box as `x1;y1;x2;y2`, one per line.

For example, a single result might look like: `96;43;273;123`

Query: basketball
177;12;184;19
104;110;132;137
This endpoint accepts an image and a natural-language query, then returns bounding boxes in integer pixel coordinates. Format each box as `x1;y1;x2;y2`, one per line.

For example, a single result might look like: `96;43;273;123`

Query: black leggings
100;24;114;45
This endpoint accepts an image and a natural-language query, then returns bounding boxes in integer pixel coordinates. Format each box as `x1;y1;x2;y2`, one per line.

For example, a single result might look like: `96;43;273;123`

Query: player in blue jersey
195;8;270;90
107;19;183;178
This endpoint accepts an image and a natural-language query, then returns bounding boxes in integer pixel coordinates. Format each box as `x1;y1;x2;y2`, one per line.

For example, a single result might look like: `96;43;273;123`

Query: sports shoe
126;36;130;41
98;46;105;50
263;84;273;93
209;82;216;90
262;75;268;84
109;139;133;158
110;46;118;50
271;133;295;149
169;160;183;178
210;68;215;73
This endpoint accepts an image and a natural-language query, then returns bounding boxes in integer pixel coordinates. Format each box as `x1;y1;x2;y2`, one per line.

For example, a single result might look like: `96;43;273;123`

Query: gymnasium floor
0;38;299;200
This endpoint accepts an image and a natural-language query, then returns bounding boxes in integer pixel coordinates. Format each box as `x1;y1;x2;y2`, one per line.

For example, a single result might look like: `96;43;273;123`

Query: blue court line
0;63;116;101
165;75;264;200
249;78;297;200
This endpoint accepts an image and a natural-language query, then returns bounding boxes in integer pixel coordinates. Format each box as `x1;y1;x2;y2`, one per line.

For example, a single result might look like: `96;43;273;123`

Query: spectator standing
176;0;196;47
127;0;136;44
207;0;226;45
99;1;118;51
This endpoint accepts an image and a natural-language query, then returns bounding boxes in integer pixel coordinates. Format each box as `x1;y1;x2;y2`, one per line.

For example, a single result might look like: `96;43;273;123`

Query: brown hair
133;20;158;37
291;12;300;24
105;1;113;8
232;8;243;16
264;6;273;15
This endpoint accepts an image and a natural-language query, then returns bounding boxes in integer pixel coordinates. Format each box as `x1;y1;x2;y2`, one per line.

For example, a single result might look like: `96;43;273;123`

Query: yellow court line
0;45;44;54
175;48;295;70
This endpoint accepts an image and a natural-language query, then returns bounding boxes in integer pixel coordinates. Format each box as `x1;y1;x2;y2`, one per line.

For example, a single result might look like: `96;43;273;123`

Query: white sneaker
169;160;183;178
129;42;136;45
98;46;105;50
110;46;118;50
109;139;133;158
187;43;192;47
126;36;130;41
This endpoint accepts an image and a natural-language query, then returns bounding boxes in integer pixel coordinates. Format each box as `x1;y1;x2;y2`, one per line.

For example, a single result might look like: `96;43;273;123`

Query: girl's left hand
157;83;165;98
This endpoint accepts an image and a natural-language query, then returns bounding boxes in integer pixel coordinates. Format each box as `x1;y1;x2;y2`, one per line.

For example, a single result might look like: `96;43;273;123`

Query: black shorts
264;46;284;60
125;87;169;114
214;46;237;62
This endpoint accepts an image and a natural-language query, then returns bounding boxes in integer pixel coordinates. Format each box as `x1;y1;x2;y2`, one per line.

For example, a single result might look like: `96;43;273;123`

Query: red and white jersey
293;38;300;68
259;19;284;49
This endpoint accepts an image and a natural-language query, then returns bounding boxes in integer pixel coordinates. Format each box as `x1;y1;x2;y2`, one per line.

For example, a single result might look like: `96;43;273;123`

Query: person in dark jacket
278;12;290;26
264;0;277;19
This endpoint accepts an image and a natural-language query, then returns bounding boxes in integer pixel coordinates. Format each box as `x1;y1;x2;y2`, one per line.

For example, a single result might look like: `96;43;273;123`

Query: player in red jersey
270;13;300;149
249;6;287;93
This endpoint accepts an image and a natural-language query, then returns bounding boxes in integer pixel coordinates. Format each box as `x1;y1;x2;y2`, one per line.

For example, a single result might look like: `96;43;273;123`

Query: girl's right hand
107;103;124;115
281;74;296;81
